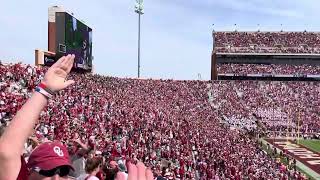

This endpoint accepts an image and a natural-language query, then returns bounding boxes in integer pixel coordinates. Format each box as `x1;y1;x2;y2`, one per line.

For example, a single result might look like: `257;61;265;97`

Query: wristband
38;83;55;96
35;87;53;99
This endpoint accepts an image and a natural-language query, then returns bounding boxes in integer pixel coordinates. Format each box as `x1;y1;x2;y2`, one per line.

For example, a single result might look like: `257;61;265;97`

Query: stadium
0;2;320;180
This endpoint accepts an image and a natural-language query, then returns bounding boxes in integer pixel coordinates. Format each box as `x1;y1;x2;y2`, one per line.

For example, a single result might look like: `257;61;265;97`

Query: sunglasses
38;166;71;177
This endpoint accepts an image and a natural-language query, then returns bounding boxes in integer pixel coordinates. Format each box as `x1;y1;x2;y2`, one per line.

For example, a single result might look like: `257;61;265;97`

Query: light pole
135;0;144;78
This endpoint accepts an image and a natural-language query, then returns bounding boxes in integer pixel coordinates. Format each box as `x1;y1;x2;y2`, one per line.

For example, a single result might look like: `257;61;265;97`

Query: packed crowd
214;31;320;53
217;64;320;75
210;80;320;135
0;62;315;179
215;46;320;54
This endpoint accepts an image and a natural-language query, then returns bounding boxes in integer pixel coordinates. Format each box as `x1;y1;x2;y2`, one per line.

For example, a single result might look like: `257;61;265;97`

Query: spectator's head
109;160;118;169
27;142;74;180
85;157;102;175
103;163;118;180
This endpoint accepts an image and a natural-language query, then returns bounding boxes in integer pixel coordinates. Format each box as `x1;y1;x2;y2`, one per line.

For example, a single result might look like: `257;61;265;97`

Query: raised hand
41;54;75;92
116;162;154;180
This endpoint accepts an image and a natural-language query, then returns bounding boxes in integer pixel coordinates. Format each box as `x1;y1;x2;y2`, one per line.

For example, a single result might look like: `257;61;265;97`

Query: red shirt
17;156;29;180
96;171;104;180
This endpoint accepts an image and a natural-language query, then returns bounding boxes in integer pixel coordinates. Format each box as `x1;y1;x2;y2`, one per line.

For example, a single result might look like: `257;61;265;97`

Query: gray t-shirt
69;155;86;178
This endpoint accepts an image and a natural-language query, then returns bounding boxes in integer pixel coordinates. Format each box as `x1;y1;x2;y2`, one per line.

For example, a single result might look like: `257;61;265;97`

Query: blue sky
1;0;320;80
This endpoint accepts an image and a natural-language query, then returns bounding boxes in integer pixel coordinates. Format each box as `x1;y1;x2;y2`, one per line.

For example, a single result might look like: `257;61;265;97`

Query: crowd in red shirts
0;62;312;179
209;80;319;137
214;31;320;53
217;64;320;75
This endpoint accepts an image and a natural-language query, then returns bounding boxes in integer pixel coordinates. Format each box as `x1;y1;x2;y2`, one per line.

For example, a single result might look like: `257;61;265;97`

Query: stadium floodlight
135;0;144;78
135;0;144;14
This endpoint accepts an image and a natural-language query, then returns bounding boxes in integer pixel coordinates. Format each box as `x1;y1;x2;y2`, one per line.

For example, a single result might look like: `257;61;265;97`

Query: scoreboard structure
37;6;93;71
55;12;93;70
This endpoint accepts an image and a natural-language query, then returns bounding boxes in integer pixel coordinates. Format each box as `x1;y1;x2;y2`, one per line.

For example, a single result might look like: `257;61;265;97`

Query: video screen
65;13;92;69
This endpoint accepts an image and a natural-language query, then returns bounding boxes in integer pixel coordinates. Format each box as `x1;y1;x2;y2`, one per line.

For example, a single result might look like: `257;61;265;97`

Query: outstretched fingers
115;162;155;180
51;54;74;72
60;54;74;72
146;168;154;180
63;80;75;89
66;54;75;73
128;162;138;180
115;172;126;180
51;56;66;68
137;162;147;180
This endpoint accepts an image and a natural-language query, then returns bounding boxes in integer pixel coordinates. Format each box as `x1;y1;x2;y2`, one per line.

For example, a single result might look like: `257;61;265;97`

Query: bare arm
72;139;89;150
0;93;47;180
0;55;75;180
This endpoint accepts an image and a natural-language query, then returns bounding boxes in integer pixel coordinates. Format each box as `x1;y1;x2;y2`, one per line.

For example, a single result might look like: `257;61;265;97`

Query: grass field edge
298;139;320;153
260;138;320;180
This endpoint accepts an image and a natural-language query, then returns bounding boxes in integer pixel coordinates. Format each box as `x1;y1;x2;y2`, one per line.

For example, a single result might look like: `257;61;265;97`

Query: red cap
27;142;74;171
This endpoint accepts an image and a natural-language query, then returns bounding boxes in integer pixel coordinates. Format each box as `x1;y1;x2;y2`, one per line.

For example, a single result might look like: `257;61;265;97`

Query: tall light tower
135;0;144;78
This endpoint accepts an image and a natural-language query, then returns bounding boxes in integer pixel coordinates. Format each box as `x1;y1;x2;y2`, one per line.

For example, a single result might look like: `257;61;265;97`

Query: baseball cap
27;141;74;171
